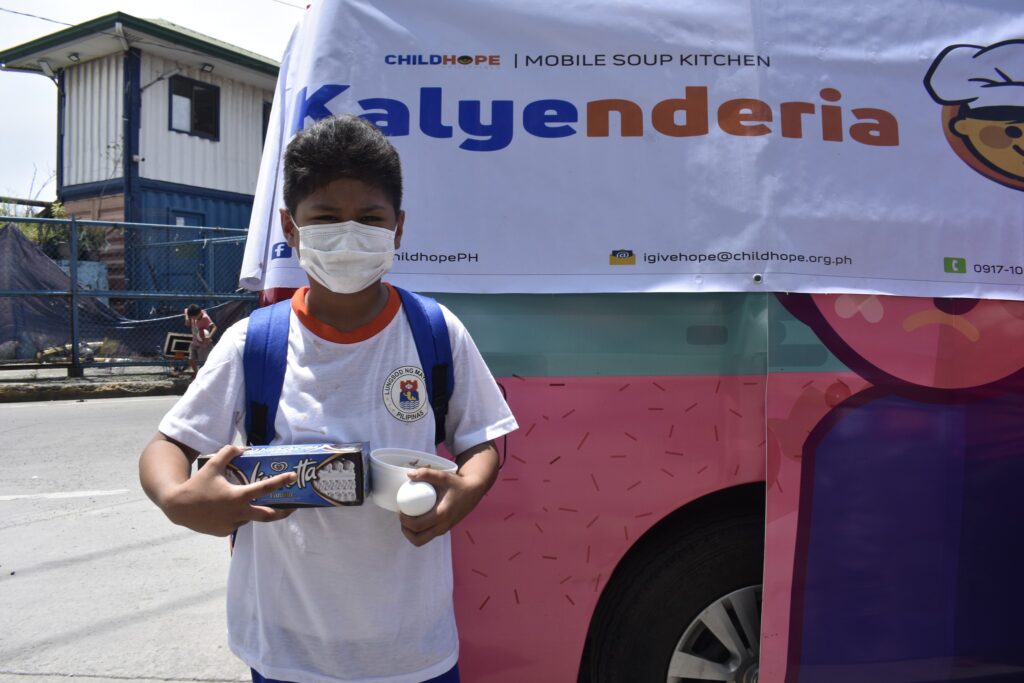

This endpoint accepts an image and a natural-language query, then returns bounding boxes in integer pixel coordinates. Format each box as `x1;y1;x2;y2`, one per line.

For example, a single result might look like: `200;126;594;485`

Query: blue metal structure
0;12;279;308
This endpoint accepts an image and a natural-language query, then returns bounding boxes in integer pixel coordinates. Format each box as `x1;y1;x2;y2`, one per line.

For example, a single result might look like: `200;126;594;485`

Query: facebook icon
271;242;293;259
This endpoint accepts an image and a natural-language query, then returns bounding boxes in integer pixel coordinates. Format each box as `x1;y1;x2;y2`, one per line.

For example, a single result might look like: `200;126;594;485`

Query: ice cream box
196;443;369;508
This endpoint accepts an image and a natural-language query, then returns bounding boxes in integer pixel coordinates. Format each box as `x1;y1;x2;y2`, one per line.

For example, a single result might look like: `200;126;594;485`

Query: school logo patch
399;379;420;409
383;366;428;423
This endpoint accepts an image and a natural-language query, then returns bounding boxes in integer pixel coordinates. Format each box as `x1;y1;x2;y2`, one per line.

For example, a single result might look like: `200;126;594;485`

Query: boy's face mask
295;220;397;294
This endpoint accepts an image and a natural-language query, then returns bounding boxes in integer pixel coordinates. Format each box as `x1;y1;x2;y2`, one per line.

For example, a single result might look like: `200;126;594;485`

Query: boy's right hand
162;444;297;536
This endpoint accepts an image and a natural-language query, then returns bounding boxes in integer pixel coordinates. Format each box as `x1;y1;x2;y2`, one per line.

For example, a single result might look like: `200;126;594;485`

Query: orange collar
290;283;401;344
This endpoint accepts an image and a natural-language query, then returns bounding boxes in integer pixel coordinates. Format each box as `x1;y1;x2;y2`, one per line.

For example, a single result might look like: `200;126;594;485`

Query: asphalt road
0;396;249;683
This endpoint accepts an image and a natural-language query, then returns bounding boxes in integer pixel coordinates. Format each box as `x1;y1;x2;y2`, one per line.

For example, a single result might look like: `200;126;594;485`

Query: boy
139;115;518;683
183;304;217;375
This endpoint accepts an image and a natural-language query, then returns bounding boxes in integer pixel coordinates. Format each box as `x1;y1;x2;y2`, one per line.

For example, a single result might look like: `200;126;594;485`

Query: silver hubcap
666;585;762;682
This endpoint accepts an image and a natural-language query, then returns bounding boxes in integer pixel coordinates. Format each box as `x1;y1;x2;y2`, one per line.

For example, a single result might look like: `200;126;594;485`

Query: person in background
183;304;217;376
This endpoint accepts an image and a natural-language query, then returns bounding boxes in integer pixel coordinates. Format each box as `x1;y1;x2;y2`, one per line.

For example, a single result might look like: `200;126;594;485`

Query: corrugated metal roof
144;18;278;70
0;12;279;77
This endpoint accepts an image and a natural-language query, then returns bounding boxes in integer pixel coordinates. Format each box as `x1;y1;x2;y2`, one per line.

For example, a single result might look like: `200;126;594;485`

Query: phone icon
943;257;967;274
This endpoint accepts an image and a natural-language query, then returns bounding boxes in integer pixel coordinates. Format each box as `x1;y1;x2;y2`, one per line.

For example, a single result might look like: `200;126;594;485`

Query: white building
0;12;279;292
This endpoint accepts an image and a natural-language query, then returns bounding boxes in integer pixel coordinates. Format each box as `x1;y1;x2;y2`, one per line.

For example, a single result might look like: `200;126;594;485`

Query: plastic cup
369;448;457;512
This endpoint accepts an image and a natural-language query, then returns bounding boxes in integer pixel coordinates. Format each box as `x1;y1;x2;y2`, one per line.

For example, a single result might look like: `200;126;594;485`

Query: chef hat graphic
923;38;1024;191
925;40;1024;113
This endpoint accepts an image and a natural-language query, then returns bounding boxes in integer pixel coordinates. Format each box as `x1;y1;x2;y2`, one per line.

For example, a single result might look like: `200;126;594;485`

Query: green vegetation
1;200;107;260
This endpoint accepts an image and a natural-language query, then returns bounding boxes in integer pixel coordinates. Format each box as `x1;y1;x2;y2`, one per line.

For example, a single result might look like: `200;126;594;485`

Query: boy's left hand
399;442;499;547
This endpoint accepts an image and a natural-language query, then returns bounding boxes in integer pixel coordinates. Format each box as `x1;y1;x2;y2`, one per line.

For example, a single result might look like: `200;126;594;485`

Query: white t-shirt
158;285;518;683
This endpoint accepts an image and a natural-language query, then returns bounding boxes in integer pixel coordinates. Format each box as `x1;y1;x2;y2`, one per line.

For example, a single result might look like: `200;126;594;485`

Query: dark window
262;101;272;144
169;75;220;140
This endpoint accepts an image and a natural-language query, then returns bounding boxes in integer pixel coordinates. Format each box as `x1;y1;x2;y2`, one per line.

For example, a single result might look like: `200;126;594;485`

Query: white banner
242;0;1024;298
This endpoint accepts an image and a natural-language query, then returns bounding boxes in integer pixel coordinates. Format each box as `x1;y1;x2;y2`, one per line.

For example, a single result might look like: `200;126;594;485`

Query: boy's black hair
187;304;201;317
283;114;403;215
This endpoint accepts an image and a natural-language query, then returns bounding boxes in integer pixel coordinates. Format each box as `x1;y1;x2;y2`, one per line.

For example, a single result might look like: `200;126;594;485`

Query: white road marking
0;489;131;501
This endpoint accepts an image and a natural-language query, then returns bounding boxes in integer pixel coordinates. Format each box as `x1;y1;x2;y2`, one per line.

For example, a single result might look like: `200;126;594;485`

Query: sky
0;0;302;203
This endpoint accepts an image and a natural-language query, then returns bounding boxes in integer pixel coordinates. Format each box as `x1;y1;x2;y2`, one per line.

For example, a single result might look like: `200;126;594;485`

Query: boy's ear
394;210;405;249
280;208;299;248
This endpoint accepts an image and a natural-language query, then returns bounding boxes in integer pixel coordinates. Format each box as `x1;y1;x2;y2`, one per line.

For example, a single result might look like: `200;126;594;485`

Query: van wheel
586;512;764;682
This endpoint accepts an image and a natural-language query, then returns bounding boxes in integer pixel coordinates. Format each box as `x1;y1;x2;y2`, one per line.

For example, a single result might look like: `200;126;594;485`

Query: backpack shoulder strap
394;286;454;446
243;299;292;446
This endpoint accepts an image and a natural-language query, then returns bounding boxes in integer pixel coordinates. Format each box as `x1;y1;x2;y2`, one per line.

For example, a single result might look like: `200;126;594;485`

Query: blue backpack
242;287;454;447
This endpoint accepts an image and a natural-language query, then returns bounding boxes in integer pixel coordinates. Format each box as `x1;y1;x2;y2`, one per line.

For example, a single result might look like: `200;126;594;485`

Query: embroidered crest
383;366;428;423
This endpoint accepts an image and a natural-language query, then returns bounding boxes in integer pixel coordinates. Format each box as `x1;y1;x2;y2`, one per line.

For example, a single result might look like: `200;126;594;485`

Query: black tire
585;493;764;683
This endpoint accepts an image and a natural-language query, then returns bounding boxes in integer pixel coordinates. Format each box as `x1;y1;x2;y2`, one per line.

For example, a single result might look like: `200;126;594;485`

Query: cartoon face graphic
925;40;1024;191
780;290;1024;675
808;293;1024;389
948;111;1024;183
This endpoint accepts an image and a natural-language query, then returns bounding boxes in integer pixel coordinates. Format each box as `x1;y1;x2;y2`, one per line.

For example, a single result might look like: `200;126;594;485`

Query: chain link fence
0;215;257;375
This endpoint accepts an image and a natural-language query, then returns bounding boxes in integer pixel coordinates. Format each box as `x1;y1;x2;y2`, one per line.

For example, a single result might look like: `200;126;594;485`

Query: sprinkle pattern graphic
453;374;770;683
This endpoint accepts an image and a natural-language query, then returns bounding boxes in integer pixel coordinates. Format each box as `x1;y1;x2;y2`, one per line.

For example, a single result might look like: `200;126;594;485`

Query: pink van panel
453;374;768;682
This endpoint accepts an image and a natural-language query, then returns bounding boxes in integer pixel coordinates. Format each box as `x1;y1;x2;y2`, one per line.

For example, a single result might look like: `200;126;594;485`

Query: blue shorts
251;664;459;683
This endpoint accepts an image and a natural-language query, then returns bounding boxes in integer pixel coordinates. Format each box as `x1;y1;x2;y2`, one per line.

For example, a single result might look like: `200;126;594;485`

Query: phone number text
974;264;1024;275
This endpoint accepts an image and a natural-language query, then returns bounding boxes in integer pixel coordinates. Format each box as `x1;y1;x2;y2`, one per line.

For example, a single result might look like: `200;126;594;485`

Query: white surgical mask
295;220;396;294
